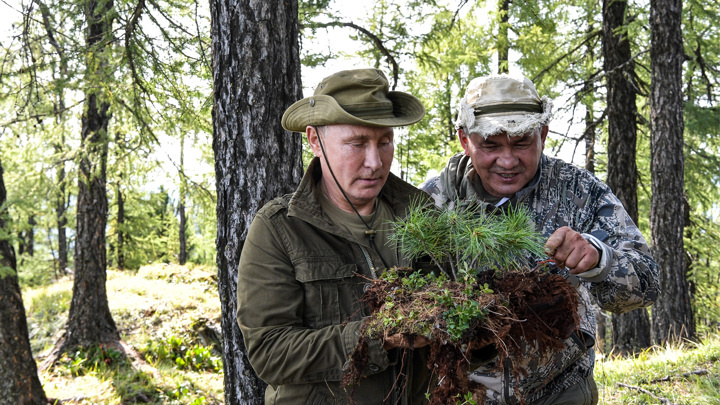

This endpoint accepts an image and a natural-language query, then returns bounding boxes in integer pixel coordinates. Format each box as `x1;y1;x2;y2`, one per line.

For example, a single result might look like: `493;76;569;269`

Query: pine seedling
388;199;546;278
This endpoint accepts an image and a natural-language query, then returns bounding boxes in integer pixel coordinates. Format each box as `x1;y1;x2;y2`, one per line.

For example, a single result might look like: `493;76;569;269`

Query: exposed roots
345;267;580;404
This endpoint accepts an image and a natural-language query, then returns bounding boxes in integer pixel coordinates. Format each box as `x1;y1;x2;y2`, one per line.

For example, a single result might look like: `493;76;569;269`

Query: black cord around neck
314;125;389;270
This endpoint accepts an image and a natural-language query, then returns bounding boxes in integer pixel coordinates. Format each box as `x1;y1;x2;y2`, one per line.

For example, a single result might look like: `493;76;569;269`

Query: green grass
22;263;223;404
595;334;720;404
20;262;720;404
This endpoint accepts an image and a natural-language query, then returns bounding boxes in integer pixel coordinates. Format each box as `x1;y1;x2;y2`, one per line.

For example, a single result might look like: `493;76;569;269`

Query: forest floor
24;263;224;404
20;263;720;404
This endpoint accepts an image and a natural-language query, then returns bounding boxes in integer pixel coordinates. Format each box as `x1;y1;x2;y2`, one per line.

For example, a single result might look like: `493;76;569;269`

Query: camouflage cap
455;74;553;138
282;68;425;133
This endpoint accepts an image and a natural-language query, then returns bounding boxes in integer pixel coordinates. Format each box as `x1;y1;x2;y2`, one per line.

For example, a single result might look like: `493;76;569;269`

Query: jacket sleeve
236;212;390;386
576;189;660;314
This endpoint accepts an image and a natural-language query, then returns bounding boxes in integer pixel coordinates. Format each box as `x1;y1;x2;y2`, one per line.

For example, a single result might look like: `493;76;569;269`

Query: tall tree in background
210;0;304;402
497;0;511;74
649;0;694;343
0;158;48;404
603;0;652;353
43;0;121;365
178;133;187;265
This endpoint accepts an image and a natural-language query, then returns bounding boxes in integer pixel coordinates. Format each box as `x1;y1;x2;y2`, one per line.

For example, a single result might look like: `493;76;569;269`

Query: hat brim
282;91;425;133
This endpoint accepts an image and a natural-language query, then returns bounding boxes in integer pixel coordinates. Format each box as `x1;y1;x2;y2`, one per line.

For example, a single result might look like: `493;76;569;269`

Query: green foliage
58;344;127;377
369;267;491;341
595;333;720;404
443;297;488;341
108;186;181;269
389;199;546;279
143;334;222;373
26;288;72;353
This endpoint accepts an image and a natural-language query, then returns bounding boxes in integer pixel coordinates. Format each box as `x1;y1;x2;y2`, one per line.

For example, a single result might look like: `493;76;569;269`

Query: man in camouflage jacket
421;74;659;404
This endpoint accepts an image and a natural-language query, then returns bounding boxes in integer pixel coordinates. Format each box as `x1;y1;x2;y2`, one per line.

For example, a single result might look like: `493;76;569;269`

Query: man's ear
306;126;322;157
540;125;549;148
458;128;470;155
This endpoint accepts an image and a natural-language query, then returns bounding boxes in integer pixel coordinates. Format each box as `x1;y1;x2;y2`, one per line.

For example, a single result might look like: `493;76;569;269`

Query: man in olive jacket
237;69;432;404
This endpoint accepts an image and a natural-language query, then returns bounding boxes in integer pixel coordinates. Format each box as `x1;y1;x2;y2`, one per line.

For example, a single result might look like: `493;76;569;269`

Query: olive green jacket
237;158;431;405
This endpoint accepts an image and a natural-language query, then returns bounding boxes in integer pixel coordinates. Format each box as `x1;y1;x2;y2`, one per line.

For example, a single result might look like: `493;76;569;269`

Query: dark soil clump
344;266;580;404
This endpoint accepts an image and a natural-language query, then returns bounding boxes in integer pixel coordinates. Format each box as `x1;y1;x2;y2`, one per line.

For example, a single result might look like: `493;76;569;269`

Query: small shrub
57;344;126;376
143;334;222;373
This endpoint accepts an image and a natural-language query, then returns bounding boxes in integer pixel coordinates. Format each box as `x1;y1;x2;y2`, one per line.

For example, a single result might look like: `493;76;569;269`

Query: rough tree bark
602;0;652;354
42;0;120;368
0;158;49;404
210;0;303;403
649;0;694;344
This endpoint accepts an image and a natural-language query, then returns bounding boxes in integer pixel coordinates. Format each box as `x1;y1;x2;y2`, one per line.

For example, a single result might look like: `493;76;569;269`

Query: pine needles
387;199;546;280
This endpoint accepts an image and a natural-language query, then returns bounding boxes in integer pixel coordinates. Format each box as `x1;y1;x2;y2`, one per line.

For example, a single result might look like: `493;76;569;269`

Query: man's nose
364;145;383;170
496;148;518;168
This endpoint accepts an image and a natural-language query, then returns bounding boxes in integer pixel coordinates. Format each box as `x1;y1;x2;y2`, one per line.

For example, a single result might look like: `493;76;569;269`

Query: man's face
459;126;547;198
307;124;394;214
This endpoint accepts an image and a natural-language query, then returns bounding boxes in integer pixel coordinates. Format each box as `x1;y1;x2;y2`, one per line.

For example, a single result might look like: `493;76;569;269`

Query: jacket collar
441;152;545;207
288;157;427;235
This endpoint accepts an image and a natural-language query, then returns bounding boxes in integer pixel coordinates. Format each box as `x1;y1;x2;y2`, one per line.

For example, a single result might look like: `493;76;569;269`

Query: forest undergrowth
23;263;224;404
18;261;720;404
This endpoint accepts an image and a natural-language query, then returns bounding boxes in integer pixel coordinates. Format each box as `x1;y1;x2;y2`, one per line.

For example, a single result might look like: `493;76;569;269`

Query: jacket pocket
295;261;360;329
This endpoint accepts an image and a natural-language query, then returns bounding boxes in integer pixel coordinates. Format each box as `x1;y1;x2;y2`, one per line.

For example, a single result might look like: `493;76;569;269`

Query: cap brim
282;92;425;133
466;98;553;138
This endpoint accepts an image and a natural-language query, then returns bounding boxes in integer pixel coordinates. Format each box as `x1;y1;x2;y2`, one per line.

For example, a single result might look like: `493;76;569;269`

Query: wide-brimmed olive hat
282;68;425;133
455;74;553;138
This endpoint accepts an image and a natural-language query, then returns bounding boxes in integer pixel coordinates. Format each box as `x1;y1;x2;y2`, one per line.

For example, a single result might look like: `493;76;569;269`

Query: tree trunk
0;158;49;404
497;0;510;74
116;183;125;270
43;0;121;361
649;0;694;344
178;134;187;265
18;215;35;258
210;0;304;403
26;216;36;257
602;0;652;353
56;158;68;274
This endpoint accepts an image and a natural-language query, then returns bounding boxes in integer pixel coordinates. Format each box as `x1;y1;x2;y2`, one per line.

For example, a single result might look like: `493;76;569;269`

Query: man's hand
544;226;600;275
382;333;430;350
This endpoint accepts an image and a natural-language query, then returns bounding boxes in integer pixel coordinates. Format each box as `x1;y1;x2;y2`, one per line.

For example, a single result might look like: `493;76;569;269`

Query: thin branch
649;369;709;383
303;21;399;89
449;0;470;30
569;49;650;91
616;383;678;405
0;98;84;127
33;0;63;59
125;0;149;95
531;28;602;83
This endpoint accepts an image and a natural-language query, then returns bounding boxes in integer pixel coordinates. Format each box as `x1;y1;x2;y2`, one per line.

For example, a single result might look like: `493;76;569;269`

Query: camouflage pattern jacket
421;153;660;404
